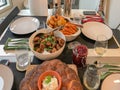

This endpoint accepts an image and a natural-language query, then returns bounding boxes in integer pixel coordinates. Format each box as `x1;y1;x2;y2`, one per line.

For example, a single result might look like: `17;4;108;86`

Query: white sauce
0;76;4;90
42;77;58;90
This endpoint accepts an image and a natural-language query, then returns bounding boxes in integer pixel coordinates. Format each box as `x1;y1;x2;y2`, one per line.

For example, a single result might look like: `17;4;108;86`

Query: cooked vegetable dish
33;32;65;53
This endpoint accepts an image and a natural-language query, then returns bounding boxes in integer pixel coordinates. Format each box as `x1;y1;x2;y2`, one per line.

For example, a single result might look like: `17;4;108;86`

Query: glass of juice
72;44;88;68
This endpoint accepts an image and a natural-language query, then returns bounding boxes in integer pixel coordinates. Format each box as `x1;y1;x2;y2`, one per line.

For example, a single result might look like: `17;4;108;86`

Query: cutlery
94;61;120;79
99;67;120;80
94;61;120;68
47;25;64;33
70;22;83;28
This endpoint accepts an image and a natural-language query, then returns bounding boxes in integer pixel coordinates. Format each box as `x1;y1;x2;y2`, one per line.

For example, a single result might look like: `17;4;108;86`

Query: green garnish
44;75;52;84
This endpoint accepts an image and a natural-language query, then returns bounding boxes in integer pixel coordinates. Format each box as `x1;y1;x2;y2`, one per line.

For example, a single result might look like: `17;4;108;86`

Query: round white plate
10;17;40;35
101;73;120;90
81;22;113;41
0;64;14;90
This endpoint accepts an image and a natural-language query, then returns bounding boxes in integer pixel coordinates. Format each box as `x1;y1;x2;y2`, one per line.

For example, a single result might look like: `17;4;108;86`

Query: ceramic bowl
29;28;66;60
38;70;62;90
64;27;81;41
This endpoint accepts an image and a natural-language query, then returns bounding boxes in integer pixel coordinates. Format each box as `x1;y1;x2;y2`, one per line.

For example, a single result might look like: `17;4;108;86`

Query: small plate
10;17;40;35
101;73;120;90
0;64;14;90
82;22;113;41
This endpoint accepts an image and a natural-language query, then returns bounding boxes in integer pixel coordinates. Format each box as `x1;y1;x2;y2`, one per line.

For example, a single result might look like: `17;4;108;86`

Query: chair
0;6;19;36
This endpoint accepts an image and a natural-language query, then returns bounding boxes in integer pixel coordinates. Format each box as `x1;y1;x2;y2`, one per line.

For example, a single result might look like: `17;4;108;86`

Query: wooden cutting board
26;64;78;76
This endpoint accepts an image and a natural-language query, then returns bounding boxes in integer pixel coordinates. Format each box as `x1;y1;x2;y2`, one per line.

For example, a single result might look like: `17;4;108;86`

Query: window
0;0;7;7
0;0;12;14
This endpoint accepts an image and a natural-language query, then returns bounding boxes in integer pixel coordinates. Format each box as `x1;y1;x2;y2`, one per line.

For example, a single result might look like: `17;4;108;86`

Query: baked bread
19;59;83;90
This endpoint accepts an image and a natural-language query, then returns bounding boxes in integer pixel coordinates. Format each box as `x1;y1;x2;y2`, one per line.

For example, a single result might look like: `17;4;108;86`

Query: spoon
70;22;83;28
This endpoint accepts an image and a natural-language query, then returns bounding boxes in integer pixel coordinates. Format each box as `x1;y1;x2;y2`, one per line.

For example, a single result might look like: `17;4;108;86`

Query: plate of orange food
47;15;81;41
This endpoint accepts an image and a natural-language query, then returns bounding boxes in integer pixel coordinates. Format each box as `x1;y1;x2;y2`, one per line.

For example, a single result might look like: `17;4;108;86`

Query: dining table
0;7;120;90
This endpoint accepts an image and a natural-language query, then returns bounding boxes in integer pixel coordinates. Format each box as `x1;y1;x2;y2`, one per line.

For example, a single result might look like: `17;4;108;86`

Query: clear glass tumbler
15;46;30;71
94;34;108;56
83;65;100;90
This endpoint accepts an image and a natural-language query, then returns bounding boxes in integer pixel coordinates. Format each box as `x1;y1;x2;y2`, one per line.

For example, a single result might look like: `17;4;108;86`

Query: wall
107;0;120;29
79;0;100;10
0;0;24;18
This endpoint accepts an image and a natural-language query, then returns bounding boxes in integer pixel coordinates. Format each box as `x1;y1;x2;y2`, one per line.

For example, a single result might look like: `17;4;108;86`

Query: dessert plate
82;22;113;41
101;73;120;90
10;17;39;35
0;64;14;90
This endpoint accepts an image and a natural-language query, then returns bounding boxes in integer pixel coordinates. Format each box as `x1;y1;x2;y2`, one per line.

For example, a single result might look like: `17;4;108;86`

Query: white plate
82;22;113;41
10;17;40;35
101;73;120;90
0;64;14;90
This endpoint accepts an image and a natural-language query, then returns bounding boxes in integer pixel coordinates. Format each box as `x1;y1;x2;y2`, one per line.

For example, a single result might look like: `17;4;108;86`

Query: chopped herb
44;75;52;84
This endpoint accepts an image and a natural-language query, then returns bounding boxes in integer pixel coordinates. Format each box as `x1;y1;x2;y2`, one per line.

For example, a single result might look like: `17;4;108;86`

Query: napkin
4;38;29;50
82;15;104;23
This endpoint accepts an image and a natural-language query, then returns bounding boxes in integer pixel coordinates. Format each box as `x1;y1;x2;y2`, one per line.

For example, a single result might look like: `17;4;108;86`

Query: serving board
26;64;78;76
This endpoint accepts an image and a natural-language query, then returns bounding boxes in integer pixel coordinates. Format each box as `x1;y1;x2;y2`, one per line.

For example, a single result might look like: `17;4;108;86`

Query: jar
72;45;88;68
83;65;100;90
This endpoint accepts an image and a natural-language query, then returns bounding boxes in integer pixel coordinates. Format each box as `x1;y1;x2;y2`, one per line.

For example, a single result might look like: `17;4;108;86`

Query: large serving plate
10;17;39;35
81;22;113;41
101;73;120;90
0;64;14;90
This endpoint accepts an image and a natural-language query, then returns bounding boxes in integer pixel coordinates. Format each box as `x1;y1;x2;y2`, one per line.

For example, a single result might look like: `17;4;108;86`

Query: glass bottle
63;0;72;17
52;3;62;15
83;65;100;90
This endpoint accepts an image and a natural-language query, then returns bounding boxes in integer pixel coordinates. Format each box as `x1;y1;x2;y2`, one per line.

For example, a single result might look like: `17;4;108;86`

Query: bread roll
19;59;83;90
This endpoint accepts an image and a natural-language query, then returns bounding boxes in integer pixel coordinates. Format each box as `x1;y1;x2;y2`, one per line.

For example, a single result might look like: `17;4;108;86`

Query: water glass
73;13;82;24
94;35;108;56
72;44;88;68
83;65;100;90
15;46;30;71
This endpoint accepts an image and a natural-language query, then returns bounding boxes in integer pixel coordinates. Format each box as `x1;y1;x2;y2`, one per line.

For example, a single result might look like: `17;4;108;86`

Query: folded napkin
4;38;29;50
82;15;104;23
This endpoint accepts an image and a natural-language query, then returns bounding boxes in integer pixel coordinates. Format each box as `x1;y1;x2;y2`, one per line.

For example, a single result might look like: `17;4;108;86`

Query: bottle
83;65;100;90
63;0;72;17
52;3;62;15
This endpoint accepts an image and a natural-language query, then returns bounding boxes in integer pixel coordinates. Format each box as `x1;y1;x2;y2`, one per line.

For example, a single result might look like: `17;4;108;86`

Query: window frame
0;0;13;14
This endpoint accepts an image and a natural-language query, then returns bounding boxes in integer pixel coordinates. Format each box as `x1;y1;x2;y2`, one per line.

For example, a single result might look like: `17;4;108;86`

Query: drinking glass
15;46;31;71
73;13;82;24
83;65;100;90
94;35;108;56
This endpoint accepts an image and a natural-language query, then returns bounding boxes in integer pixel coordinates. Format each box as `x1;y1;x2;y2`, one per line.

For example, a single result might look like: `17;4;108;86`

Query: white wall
107;0;120;29
0;0;24;17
